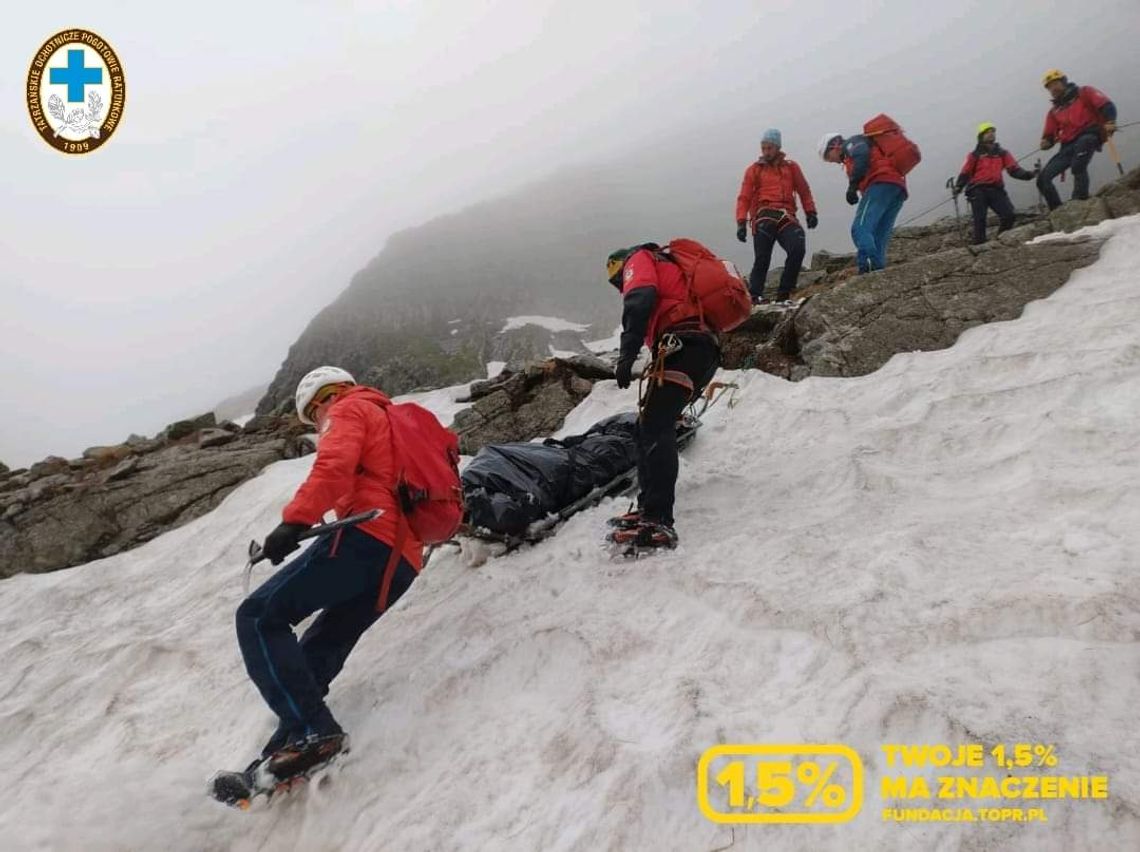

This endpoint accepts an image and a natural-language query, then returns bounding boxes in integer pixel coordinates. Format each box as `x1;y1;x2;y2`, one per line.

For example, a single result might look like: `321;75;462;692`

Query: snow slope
2;218;1139;851
499;315;590;334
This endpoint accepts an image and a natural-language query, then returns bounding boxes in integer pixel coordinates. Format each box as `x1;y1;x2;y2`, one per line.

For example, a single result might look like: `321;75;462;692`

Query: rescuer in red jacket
226;366;422;795
1037;69;1117;210
953;122;1038;244
604;246;720;550
735;128;818;306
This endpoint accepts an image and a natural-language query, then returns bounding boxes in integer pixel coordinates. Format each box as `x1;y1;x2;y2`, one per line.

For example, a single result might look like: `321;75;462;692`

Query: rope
894;123;1135;228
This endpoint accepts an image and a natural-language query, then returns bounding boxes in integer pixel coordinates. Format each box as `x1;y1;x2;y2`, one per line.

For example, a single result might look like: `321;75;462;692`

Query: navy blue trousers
1038;131;1101;210
235;526;416;751
749;215;807;301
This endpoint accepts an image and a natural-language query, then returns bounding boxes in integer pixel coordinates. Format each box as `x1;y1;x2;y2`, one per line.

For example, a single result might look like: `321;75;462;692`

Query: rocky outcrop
451;356;614;454
722;166;1140;381
793;235;1103;377
0;414;312;579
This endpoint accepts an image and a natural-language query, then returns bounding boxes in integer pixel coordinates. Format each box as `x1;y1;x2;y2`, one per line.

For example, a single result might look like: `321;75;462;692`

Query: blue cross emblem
49;49;103;103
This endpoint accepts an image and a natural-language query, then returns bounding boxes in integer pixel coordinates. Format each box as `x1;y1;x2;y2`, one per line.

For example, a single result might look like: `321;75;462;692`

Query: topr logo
26;29;126;155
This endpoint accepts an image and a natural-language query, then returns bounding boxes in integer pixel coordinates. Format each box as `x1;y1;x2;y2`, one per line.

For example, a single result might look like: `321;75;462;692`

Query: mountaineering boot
607;509;642;529
631;521;679;549
260;719;299;759
263;732;349;783
605;519;679;555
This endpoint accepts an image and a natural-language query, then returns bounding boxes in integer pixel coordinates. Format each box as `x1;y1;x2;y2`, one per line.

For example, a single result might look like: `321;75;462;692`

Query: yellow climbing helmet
606;248;631;288
1041;69;1067;87
976;122;996;137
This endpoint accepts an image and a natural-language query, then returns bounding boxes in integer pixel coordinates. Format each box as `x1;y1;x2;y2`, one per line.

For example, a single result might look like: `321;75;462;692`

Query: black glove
805;212;818;229
845;186;860;206
615;358;635;390
736;222;747;242
263;522;307;565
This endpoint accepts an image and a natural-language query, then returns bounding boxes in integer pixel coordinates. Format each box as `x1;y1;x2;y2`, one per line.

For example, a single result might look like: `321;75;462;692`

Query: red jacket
958;147;1020;187
1043;85;1112;145
621;248;700;347
283;385;423;571
735;154;817;223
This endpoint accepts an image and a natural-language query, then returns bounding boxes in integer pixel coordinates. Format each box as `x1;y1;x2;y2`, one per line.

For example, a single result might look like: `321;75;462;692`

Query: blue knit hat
761;128;782;148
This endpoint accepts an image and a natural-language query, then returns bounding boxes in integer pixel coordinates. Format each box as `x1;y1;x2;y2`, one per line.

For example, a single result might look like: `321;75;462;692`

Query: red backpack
660;238;752;332
863;114;922;176
380;400;463;544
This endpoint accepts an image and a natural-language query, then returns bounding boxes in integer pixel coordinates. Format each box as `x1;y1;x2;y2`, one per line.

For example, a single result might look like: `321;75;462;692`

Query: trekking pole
242;508;383;594
1106;137;1126;176
1034;159;1045;213
946;178;964;244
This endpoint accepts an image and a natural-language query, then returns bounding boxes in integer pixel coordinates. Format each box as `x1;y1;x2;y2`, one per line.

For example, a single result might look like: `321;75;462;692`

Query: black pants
749;214;806;301
1038;131;1101;210
235;526;417;754
636;334;720;526
968;185;1016;244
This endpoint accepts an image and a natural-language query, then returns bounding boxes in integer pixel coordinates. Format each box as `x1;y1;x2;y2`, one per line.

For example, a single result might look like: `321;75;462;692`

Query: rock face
794;235;1103;377
451;357;614;454
0;415;312;579
721;166;1140;381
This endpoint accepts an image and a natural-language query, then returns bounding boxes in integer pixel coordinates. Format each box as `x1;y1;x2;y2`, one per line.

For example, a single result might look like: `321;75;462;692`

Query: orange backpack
863;114;922;176
660;238;752;333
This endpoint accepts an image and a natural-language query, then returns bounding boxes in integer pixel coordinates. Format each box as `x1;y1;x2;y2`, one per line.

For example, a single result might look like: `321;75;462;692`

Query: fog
2;0;1138;467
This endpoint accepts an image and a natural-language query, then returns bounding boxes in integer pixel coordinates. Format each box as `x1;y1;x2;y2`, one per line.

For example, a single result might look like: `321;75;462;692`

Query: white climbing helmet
818;132;843;160
295;366;355;425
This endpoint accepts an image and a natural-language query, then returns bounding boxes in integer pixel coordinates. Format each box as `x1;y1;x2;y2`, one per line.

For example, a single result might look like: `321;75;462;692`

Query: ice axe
1107;136;1125;176
242;509;383;594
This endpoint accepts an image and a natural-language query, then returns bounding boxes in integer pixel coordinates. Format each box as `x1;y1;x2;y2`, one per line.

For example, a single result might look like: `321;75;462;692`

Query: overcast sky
3;0;1138;467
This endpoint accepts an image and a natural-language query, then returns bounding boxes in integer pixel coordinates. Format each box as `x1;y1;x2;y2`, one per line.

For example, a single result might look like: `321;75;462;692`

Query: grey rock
810;250;857;275
0;461;8;477
794;236;1104;378
104;456;141;482
242;414;283;434
26;474;72;502
1098;165;1140;217
82;444;133;464
198;428;238;449
218;420;243;433
553;354;614;381
0;440;286;579
28;456;69;481
996;221;1052;246
452;358;601;454
163;412;217;442
1049;197;1112;234
124;434;163;454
